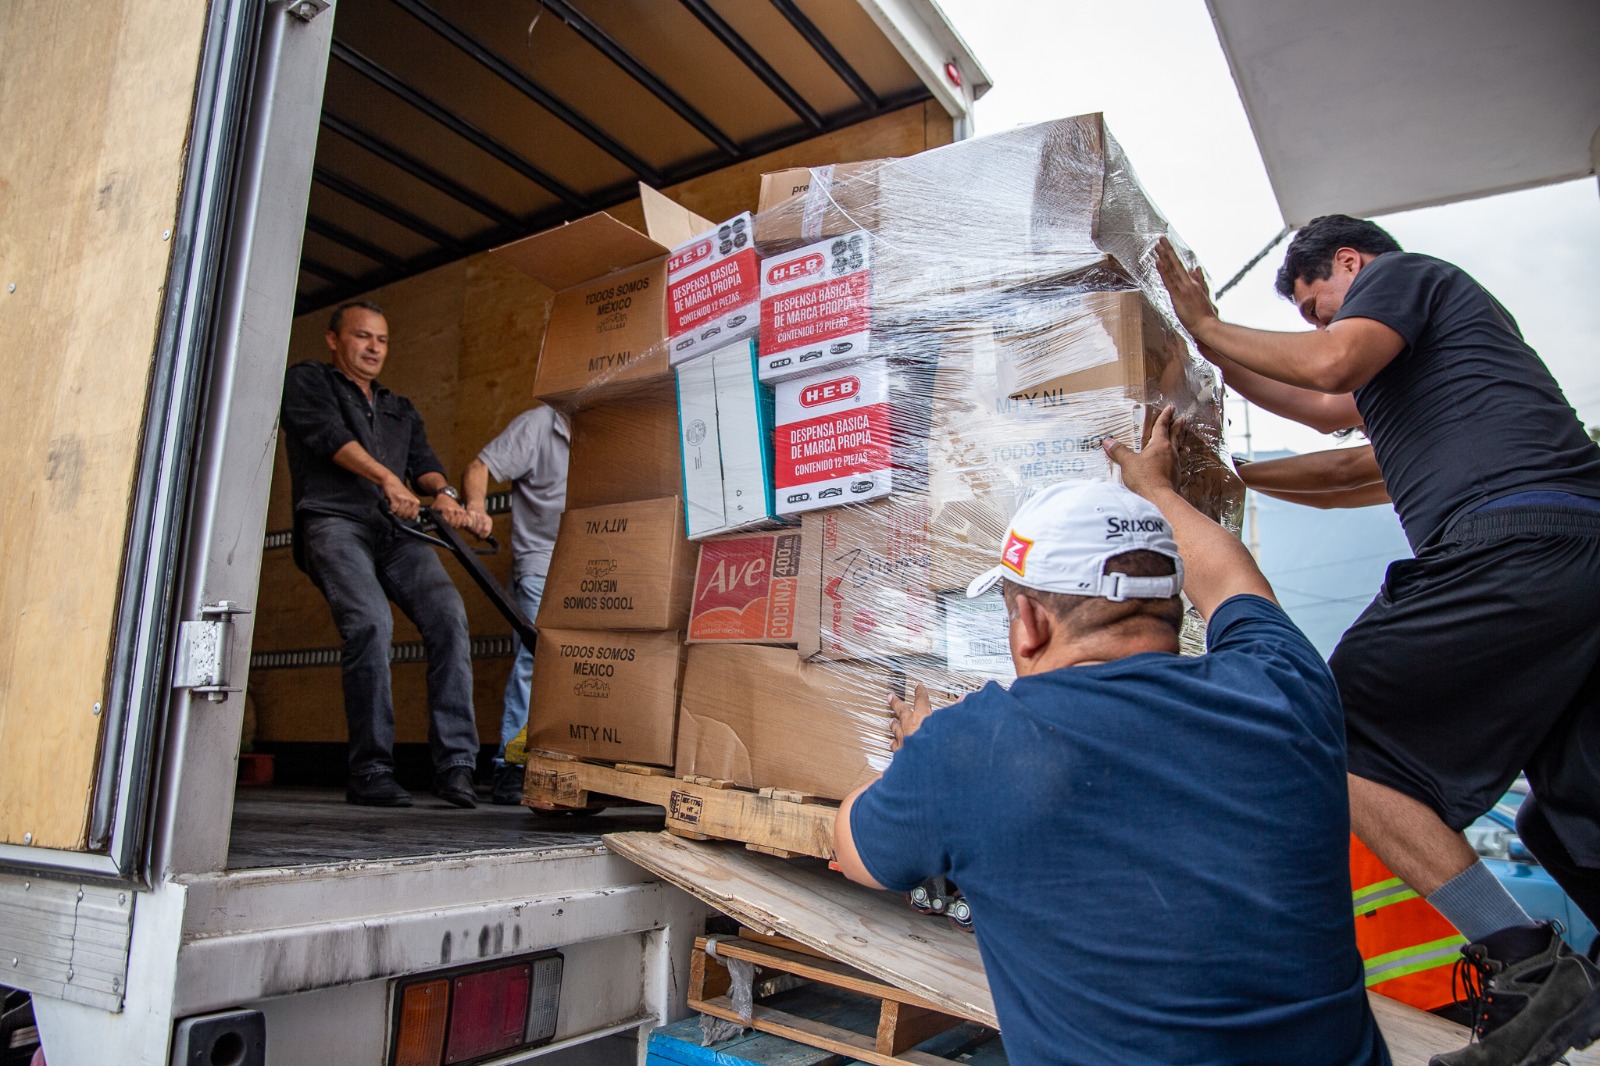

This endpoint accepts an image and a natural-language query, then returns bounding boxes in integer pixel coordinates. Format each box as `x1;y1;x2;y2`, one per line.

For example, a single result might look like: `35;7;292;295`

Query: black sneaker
1430;922;1600;1066
491;764;524;806
346;771;413;807
433;766;478;809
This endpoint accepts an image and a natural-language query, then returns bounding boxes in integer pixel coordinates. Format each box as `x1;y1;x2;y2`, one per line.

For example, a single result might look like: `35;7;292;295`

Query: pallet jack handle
392;509;538;648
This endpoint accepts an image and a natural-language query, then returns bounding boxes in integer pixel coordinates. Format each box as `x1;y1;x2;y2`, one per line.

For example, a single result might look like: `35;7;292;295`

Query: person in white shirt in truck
1157;215;1600;1066
835;408;1388;1065
459;406;570;805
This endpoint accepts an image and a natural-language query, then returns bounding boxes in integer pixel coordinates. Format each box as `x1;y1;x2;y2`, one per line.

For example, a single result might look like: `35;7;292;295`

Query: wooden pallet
688;934;989;1066
522;752;839;860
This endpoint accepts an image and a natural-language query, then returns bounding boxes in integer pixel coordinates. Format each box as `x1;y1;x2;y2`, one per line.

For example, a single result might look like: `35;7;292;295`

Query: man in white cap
834;407;1387;1065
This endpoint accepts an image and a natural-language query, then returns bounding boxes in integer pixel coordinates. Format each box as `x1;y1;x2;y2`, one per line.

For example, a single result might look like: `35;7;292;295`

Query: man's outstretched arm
1156;238;1405;397
1104;406;1276;619
1237;445;1391;509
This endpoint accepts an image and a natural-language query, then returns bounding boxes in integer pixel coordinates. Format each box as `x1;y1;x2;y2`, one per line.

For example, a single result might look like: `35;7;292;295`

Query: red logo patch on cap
1000;530;1033;576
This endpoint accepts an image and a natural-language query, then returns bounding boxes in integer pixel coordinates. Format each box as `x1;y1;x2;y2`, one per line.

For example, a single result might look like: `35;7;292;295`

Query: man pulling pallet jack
836;409;1389;1064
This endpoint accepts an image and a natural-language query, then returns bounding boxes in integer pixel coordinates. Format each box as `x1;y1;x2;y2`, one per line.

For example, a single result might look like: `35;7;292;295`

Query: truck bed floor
226;786;665;870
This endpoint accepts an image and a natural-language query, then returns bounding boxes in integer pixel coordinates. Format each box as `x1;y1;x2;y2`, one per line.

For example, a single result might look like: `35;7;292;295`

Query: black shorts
1330;506;1600;866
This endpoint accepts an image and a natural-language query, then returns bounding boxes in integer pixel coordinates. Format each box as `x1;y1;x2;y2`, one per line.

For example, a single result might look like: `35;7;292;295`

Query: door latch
174;601;252;702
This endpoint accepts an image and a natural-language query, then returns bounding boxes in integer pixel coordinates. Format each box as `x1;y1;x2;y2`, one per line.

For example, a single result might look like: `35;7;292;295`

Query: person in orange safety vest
1351;835;1465;1011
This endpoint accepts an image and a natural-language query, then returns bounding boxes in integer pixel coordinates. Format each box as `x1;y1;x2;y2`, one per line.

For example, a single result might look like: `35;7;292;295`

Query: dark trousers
1518;794;1600;932
302;513;479;778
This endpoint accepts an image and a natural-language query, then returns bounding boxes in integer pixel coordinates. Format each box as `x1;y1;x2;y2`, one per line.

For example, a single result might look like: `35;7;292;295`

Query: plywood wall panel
0;0;211;850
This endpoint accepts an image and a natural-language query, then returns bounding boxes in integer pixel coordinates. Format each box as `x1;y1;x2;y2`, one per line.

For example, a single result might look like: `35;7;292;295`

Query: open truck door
0;0;333;1008
0;0;316;873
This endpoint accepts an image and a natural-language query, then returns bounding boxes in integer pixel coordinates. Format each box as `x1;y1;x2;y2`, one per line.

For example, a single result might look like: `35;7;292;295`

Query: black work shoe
346;772;414;807
433;766;478;809
1430;922;1600;1066
491;764;524;806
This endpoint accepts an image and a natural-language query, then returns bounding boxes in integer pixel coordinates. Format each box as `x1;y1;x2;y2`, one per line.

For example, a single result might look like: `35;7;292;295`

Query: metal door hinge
175;601;252;702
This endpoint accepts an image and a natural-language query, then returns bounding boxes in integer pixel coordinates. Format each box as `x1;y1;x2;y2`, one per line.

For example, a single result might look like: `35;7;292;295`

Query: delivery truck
0;2;987;1063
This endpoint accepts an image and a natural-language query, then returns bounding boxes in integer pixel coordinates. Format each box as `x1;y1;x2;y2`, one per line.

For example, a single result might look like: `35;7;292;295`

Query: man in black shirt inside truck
1157;216;1600;1066
280;300;481;809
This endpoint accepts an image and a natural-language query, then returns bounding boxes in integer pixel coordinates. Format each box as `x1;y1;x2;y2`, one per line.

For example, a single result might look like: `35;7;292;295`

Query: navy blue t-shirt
1335;252;1600;551
850;595;1388;1066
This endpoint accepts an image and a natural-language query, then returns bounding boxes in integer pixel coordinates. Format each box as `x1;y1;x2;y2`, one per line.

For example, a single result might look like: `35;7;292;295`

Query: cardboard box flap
639;183;715;250
492;212;668;292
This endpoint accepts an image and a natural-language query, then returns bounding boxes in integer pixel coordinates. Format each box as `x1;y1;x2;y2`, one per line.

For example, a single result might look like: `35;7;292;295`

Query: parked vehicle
1465;781;1598;956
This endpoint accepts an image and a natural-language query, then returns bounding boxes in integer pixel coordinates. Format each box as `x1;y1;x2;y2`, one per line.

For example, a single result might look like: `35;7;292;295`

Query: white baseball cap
966;480;1184;602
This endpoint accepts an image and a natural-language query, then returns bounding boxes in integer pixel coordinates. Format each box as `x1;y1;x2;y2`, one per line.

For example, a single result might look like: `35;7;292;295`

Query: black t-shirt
1336;252;1600;550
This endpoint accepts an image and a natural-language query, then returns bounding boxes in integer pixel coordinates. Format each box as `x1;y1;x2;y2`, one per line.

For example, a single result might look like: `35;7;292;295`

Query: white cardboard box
675;340;780;538
666;213;760;366
757;230;872;383
773;361;893;515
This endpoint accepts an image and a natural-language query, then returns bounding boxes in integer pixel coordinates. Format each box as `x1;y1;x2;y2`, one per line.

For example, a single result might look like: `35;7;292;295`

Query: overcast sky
937;0;1600;456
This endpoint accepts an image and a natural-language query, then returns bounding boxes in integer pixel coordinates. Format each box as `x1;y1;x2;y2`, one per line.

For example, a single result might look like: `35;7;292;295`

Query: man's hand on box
1155;237;1219;344
888;683;933;751
1104;405;1180;501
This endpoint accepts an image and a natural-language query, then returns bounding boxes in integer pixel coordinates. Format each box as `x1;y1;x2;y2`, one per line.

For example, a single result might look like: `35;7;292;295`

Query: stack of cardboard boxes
489;197;711;769
502;112;1243;803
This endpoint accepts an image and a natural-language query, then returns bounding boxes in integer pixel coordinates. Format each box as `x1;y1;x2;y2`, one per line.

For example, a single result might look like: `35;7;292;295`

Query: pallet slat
690;936;974;1066
523;752;838;859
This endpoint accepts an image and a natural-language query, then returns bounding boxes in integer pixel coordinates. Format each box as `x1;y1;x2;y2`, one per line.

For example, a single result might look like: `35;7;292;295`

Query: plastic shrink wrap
495;113;1242;800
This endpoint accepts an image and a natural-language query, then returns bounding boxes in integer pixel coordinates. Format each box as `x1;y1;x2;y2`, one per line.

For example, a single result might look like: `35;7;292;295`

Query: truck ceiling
296;0;989;314
1205;0;1600;226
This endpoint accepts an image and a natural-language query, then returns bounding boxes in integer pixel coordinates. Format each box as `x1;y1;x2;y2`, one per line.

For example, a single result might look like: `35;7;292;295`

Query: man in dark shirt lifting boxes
1157;215;1600;1066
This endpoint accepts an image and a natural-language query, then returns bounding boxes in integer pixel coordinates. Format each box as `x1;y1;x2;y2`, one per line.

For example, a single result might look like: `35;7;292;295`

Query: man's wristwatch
436;486;461;501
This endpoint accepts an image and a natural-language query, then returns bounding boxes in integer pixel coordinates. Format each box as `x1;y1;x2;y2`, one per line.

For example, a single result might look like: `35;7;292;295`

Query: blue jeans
497;574;545;768
302;513;479;778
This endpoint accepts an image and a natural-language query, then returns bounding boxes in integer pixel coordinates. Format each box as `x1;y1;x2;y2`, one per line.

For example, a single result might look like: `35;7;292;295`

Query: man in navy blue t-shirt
834;407;1388;1066
1157;216;1600;1066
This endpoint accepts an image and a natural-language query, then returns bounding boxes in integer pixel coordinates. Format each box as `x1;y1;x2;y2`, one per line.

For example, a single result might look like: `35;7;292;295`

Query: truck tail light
393;979;449;1066
445;964;530;1062
390;951;563;1066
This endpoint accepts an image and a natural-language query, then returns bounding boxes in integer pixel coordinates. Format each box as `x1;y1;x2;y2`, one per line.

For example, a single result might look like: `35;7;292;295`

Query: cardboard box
493;187;712;408
686;529;804;644
666;213;760;365
674;644;894;800
756;161;892;214
526;629;685;766
925;323;1145;590
796;499;936;661
565;391;683;510
993;289;1189;404
537;497;697;630
758;230;873;383
755;161;890;245
675;341;780;538
773;361;893;515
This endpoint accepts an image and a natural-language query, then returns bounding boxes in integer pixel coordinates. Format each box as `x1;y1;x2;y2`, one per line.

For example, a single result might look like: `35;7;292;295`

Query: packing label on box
758;230;872;382
687;531;802;643
774;362;892;515
666;212;760;365
940;591;1016;681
